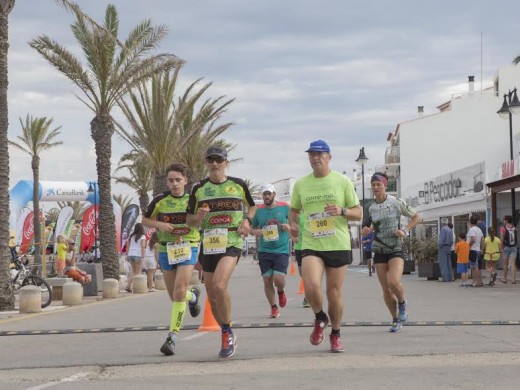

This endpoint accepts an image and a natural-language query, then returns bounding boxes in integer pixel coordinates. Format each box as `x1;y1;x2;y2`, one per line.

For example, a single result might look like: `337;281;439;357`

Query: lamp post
356;147;369;264
497;87;520;224
87;182;98;251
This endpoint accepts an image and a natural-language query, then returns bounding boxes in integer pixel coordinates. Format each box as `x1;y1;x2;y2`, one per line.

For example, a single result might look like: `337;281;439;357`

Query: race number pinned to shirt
309;212;336;238
166;241;192;265
262;224;279;242
203;228;228;254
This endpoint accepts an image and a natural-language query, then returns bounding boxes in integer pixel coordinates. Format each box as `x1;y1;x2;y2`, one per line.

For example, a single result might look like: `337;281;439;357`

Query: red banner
20;210;44;254
80;205;98;252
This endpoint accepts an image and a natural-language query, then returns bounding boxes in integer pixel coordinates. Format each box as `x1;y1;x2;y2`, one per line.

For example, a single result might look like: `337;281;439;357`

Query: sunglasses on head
206;156;226;164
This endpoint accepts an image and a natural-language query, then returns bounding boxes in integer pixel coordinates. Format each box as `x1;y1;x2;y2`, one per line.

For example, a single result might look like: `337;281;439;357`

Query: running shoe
219;330;237;358
329;334;345;353
270;306;280;318
398;300;408;322
310;316;329;345
160;333;176;356
188;286;201;317
302;297;311;308
369;271;373;277
278;290;287;308
389;319;402;333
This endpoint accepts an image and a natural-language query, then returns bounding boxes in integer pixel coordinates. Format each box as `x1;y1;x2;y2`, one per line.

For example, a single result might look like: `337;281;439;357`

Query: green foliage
412;237;438;264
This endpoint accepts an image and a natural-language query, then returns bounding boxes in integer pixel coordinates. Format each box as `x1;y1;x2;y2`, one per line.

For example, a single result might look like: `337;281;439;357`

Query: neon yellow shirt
291;170;359;251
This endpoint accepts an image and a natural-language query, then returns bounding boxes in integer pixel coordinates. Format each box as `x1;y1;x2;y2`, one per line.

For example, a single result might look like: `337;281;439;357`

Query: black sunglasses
206;156;226;164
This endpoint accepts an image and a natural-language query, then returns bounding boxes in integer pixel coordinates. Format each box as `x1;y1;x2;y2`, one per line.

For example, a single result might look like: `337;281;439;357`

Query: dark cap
205;146;228;159
305;140;331;153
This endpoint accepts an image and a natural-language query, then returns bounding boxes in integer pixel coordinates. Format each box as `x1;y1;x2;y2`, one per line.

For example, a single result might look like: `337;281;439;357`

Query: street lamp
356;147;369;264
87;182;98;251
497;88;520;224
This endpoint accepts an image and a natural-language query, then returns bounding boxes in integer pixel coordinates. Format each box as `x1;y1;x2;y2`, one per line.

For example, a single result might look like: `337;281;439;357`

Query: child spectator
55;235;68;277
484;227;501;286
455;232;470;287
143;231;159;292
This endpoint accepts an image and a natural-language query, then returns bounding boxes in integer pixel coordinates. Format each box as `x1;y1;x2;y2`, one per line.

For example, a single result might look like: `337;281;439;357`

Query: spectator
143;231;159;292
64;240;92;285
455;232;470;287
438;218;454;282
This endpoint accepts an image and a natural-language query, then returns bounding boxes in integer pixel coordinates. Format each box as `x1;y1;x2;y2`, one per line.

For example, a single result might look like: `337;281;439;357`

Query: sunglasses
206;156;226;164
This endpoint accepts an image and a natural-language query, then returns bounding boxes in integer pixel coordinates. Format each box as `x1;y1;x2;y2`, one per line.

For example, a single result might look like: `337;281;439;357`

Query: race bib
309;212;336;238
203;228;228;254
166;241;192;265
262;224;279;242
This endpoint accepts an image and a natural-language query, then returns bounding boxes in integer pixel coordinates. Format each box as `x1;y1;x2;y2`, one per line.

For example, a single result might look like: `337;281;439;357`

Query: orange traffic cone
289;260;297;276
198;296;220;332
297;277;305;295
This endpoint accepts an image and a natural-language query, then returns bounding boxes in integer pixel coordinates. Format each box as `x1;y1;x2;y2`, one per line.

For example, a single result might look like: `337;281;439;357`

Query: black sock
271;304;278;309
221;323;231;333
315;310;327;322
331;328;340;336
277;289;284;294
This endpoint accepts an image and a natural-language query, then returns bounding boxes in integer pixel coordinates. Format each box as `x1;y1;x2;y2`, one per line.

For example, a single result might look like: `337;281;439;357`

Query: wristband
244;217;252;224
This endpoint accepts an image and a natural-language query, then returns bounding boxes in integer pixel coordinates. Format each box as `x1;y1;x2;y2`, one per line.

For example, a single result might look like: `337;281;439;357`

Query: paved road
1;256;519;389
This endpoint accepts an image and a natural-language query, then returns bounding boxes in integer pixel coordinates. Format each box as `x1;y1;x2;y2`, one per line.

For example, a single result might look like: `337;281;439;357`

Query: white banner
54;206;74;253
15;207;32;245
40;181;89;201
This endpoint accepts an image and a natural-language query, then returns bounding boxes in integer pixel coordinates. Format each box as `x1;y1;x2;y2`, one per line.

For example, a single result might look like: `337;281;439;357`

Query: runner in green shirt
187;145;256;359
142;163;202;356
289;140;362;353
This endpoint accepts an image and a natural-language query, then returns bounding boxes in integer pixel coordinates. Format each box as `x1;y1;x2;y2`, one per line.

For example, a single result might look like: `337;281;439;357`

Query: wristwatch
340;208;346;216
244;217;252;224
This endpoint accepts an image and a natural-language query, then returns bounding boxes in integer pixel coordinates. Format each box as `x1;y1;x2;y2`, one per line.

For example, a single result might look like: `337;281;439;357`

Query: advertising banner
121;204;140;252
53;206;74;253
20;210;44;254
80;205;98;252
15;207;31;246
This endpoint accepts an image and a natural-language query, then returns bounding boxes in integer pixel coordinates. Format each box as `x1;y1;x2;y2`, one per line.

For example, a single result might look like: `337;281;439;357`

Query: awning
417;199;486;221
487;174;520;193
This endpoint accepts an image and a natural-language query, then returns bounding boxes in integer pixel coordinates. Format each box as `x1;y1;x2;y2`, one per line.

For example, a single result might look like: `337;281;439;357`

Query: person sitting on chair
64;240;92;285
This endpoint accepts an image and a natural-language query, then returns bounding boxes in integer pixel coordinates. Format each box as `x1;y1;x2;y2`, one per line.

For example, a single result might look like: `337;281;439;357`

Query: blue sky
7;0;520;203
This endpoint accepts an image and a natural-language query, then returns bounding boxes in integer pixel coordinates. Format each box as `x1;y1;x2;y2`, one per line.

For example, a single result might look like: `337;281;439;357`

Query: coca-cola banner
20;210;44;254
121;204;139;251
53;206;74;253
145;227;156;240
15;207;31;246
80;205;98;252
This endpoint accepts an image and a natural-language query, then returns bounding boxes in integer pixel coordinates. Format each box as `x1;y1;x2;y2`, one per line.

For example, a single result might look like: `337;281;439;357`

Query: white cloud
6;0;520;205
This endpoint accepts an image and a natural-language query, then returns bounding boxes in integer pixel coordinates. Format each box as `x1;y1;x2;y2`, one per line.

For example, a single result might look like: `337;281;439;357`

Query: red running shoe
278;290;287;308
310;316;329;345
329;334;345;353
270;306;280;318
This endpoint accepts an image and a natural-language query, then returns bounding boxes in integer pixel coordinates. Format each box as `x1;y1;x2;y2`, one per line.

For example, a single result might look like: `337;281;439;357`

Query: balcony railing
385;146;400;164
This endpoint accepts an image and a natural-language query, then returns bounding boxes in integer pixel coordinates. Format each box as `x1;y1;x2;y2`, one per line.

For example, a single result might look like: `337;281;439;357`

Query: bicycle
9;254;52;308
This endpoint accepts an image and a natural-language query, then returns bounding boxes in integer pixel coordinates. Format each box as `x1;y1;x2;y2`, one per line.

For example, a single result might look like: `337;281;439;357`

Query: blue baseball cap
305;140;331;153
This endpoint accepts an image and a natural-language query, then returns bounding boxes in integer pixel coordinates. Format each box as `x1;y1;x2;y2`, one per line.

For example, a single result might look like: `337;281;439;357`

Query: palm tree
0;0;15;311
112;193;133;214
29;4;182;279
514;55;520;65
243;179;261;197
114;155;153;213
115;70;235;195
45;207;61;223
9;115;62;267
57;201;89;221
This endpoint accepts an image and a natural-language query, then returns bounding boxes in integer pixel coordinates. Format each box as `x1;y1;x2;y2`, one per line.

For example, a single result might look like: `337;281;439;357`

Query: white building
383;65;520;237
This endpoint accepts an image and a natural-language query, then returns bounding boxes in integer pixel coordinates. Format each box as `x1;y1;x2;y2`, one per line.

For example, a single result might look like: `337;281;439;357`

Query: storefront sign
404;162;486;207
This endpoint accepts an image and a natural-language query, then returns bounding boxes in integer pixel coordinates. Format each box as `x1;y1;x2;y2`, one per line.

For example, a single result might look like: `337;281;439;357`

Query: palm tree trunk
91;114;119;279
32;155;42;266
0;1;15;311
138;193;149;217
153;172;167;196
